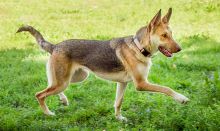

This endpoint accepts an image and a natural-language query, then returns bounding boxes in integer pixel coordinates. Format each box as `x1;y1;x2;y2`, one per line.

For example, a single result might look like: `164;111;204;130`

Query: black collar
132;37;151;57
141;48;151;57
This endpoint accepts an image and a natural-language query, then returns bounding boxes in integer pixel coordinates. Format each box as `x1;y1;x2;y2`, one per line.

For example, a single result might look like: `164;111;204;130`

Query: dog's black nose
177;47;181;52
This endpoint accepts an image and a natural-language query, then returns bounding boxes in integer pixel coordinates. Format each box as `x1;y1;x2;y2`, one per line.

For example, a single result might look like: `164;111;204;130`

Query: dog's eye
162;33;167;38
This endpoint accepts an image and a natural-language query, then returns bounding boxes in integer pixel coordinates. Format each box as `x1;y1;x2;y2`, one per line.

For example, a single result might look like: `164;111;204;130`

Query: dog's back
55;39;125;72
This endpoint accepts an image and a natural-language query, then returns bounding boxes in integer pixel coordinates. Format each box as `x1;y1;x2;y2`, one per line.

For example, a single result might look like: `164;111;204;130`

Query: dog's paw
62;102;69;106
173;93;190;104
116;115;128;122
44;110;55;116
60;99;69;106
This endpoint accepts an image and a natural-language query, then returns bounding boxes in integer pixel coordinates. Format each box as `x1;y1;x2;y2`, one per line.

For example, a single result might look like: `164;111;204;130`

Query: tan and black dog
17;8;189;121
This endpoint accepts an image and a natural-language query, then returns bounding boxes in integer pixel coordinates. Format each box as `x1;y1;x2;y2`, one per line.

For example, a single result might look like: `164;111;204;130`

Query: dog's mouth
158;46;172;57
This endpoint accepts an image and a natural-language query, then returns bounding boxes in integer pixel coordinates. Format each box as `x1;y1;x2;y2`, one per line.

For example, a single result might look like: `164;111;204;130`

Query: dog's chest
93;59;151;82
136;61;151;78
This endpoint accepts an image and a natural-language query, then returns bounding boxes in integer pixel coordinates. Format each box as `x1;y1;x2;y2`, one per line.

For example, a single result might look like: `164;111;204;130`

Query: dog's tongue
163;49;172;57
159;46;172;57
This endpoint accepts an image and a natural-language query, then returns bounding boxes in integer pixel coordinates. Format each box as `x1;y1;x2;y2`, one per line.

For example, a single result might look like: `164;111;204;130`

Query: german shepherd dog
17;8;189;121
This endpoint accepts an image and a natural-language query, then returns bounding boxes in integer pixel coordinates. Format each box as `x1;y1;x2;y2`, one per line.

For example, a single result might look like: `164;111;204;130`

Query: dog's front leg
114;82;127;121
136;81;189;104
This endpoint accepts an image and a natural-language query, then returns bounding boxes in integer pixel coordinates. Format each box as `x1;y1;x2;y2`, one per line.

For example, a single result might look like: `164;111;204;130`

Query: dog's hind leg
46;57;69;106
58;92;69;106
58;69;89;106
114;82;128;122
70;68;89;83
35;55;76;115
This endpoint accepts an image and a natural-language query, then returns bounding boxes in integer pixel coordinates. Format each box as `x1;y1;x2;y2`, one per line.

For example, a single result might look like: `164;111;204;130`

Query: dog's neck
133;36;151;57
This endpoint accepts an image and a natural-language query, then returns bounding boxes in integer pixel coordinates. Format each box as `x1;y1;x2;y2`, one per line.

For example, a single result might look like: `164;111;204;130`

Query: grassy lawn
0;0;220;130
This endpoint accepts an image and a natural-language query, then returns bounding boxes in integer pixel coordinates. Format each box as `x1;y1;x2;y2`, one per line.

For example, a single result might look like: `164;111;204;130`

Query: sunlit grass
0;0;220;130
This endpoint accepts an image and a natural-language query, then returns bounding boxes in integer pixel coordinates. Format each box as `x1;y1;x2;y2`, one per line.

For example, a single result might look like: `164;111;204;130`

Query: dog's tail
16;25;54;54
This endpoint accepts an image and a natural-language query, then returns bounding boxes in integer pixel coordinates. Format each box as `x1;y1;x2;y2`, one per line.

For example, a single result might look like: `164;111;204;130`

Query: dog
17;8;189;121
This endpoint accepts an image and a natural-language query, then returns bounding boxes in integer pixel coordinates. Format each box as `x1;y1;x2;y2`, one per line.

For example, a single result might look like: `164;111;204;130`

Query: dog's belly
93;71;132;82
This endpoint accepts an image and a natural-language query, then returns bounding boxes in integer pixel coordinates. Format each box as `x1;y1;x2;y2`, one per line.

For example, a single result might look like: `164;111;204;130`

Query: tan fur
35;53;76;115
114;82;127;121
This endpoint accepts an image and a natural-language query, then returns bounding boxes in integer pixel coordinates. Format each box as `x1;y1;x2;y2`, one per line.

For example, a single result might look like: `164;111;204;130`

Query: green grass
0;0;220;130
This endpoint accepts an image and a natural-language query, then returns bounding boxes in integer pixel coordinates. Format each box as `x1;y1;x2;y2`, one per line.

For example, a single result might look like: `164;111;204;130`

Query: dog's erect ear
148;9;161;32
162;8;172;24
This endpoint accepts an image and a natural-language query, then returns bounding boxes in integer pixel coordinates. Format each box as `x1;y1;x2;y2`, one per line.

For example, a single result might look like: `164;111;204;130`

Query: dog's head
135;8;181;57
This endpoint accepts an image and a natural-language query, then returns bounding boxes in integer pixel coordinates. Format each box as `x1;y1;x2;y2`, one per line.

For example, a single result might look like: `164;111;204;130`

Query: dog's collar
133;36;151;57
